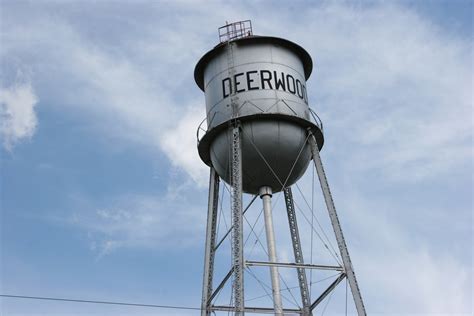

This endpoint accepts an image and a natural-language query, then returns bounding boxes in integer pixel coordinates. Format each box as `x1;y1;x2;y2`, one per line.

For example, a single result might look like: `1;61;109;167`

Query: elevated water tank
195;23;323;194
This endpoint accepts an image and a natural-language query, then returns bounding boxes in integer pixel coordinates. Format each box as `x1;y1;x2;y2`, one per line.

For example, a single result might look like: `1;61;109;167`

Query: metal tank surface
195;33;323;194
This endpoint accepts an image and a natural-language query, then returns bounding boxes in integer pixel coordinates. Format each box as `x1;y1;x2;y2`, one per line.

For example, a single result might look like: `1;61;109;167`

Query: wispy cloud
0;81;38;151
159;103;208;187
1;2;218;184
1;2;471;314
1;3;471;181
343;193;473;314
291;4;472;182
70;192;207;256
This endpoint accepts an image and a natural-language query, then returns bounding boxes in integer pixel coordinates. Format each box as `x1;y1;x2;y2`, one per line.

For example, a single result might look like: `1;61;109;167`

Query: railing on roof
218;20;253;43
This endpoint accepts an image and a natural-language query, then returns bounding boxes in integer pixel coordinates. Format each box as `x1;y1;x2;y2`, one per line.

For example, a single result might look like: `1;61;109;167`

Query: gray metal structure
196;21;366;315
283;187;311;314
308;133;366;314
259;186;283;315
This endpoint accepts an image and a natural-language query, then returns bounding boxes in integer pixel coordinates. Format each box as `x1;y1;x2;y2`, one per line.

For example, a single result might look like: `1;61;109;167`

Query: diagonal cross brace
310;273;346;311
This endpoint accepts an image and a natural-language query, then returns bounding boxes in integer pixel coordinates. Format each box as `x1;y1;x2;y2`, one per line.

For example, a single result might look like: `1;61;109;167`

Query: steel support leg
201;168;220;316
259;186;283;315
283;187;312;315
308;134;367;316
231;123;244;314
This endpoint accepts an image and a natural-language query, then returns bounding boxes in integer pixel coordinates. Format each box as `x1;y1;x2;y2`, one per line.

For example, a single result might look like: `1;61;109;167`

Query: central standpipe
259;186;283;315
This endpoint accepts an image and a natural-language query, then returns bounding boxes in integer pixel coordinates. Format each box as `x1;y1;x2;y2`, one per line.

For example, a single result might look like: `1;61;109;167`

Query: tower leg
308;134;367;316
201;168;220;316
231;123;245;315
259;186;283;315
283;187;312;315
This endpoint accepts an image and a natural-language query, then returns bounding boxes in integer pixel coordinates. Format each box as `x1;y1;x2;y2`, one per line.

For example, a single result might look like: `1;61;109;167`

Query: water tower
195;21;366;315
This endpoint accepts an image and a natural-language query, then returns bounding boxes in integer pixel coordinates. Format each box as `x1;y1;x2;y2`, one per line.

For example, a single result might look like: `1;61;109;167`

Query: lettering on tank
221;69;308;104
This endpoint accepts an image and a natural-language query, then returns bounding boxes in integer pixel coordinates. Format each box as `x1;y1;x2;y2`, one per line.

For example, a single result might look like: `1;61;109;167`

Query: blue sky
1;0;472;315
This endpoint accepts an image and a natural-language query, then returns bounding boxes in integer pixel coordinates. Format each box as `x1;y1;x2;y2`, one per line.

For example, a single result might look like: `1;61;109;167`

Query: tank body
195;36;323;194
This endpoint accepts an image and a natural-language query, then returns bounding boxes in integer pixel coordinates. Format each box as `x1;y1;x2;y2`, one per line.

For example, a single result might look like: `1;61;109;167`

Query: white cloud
295;4;473;181
159;104;208;187
1;2;471;182
1;2;471;314
0;82;38;151
72;192;207;255
331;186;473;314
356;229;472;314
0;4;216;184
